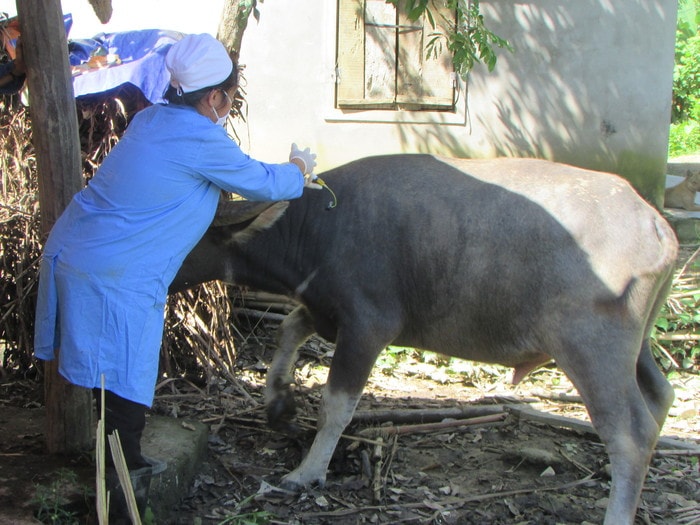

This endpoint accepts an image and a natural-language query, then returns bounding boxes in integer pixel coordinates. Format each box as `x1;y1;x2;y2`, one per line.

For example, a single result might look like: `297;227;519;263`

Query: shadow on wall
391;0;675;205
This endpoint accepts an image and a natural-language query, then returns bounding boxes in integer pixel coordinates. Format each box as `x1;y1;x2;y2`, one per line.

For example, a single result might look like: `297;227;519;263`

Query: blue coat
34;103;305;406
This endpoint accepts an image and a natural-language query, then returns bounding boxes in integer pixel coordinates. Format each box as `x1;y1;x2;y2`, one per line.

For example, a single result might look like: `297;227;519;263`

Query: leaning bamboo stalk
241;290;297;306
108;431;141;525
238;301;295;313
233;307;287;322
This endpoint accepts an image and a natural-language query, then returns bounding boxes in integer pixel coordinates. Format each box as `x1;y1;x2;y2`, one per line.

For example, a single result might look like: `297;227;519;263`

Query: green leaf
655;317;669;331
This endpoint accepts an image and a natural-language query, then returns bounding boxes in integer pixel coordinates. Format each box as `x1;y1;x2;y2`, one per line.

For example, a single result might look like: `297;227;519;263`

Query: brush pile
0;83;244;382
0;93;38;373
654;245;700;371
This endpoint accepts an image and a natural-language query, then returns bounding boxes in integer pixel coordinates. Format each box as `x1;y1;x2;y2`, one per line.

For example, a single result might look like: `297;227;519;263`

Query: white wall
1;0;677;202
236;0;677;203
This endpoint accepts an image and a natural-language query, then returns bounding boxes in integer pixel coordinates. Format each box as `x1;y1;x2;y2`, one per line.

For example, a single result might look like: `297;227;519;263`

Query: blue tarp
70;29;183;104
2;13;183;104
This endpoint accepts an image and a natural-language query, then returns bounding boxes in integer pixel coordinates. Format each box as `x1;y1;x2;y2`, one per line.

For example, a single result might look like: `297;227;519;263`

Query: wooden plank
364;0;396;102
337;0;367;106
397;3;454;108
396;7;422;103
18;0;93;454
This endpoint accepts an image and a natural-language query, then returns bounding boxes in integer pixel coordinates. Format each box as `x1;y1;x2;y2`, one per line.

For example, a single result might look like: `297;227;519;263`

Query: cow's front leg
266;306;316;430
280;383;362;489
280;330;386;490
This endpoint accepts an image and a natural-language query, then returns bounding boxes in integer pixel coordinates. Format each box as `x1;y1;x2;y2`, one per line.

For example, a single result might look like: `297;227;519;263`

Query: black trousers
93;389;150;470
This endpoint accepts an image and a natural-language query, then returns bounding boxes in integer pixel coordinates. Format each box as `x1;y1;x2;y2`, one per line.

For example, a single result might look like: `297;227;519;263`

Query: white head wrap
165;33;233;94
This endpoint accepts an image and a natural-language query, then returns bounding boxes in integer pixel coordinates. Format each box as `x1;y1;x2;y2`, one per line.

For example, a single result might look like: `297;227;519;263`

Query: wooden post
17;0;93;454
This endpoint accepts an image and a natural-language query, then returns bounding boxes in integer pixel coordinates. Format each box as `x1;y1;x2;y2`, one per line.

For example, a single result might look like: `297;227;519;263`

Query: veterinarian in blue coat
33;33;317;517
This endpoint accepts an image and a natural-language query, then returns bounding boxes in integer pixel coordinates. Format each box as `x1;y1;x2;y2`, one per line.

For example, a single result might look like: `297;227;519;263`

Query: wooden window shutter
397;4;455;108
337;0;367;106
337;0;455;110
363;0;399;106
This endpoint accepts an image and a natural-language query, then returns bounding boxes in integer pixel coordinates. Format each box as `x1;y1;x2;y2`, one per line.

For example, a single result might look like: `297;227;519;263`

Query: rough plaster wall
237;0;676;202
466;0;677;203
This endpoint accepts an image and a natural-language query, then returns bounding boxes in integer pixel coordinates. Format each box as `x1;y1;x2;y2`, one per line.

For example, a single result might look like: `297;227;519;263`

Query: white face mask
211;90;232;127
211;107;228;127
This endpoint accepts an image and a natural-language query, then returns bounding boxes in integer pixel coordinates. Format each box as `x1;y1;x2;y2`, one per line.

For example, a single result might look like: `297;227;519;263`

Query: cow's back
311;154;676;293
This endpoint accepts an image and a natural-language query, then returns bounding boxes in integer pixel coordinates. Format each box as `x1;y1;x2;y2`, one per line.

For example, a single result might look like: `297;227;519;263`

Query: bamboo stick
108;431;141;525
352;405;506;424
358;413;507;439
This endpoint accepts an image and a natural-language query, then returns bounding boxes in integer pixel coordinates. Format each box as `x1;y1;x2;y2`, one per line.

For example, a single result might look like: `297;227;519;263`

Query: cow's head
213;198;290;243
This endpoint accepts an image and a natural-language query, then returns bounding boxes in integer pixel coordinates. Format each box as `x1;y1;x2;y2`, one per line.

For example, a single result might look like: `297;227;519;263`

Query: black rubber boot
94;389;158;522
93;389;151;470
106;464;153;524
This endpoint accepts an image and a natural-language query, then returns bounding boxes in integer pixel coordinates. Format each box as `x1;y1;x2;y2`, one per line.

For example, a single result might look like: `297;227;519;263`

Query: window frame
335;0;458;112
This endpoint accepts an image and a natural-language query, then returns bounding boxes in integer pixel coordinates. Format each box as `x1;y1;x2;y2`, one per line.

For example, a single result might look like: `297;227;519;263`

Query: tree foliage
669;0;700;155
389;0;511;76
673;0;700;122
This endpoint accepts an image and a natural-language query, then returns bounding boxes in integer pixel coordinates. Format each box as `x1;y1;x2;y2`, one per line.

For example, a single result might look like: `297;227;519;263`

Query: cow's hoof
267;391;297;431
278;478;303;493
279;474;325;493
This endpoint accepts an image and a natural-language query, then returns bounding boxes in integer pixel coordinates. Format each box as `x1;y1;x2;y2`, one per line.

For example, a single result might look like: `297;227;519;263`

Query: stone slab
0;407;208;523
142;415;208;520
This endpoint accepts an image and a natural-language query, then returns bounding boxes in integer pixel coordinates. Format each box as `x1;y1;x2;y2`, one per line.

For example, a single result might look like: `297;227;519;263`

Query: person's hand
289;143;317;175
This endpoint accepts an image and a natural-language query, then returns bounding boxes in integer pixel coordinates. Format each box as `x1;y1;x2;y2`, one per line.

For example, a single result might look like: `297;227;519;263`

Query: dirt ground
2;338;697;525
160;338;699;525
1;322;700;525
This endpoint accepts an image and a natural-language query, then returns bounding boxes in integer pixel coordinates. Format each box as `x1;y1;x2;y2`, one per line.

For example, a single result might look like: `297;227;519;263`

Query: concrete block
141;415;208;520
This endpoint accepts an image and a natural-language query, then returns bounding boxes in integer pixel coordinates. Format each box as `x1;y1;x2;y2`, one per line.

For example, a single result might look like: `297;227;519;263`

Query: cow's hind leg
266;306;316;430
280;327;388;490
636;273;675;428
556;333;663;525
636;338;674;428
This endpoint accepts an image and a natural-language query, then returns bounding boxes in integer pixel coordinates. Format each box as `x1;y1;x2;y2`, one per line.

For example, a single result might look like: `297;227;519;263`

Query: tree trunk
217;0;257;60
17;0;93;454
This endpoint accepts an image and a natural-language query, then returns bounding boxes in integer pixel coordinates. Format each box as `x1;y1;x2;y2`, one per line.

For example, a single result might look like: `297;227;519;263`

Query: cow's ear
232;201;290;243
213;199;287;227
